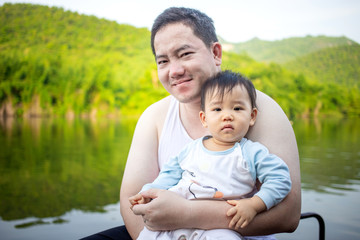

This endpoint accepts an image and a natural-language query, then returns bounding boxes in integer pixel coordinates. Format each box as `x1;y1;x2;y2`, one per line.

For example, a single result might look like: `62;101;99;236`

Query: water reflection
0;202;123;240
0;117;359;240
0;117;137;222
15;218;68;229
293;118;360;194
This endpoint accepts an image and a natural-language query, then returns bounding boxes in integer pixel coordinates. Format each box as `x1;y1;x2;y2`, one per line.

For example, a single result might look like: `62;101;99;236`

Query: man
83;7;301;240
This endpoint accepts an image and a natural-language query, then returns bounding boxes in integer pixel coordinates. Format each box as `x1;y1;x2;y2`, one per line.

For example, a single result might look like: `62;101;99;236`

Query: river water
0;117;359;240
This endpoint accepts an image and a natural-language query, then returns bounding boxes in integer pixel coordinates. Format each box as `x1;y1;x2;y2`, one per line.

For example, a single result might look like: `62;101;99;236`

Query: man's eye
157;60;168;65
181;52;193;57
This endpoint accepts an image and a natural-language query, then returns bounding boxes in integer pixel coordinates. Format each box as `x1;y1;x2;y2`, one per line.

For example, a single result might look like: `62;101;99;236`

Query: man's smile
171;78;192;86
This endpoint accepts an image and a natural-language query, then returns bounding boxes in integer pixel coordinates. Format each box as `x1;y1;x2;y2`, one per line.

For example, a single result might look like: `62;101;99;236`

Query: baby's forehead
207;85;253;106
206;84;246;99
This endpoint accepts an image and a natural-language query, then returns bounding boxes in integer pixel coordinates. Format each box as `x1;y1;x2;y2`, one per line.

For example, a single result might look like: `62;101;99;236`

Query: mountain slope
284;44;360;88
0;3;166;117
220;35;357;63
0;3;150;52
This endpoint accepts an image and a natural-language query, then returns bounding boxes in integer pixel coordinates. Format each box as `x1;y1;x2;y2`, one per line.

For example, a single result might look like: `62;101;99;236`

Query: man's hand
131;189;190;231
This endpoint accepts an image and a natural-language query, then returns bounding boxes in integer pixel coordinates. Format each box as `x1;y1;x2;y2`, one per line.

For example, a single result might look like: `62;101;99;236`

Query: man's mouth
172;79;192;86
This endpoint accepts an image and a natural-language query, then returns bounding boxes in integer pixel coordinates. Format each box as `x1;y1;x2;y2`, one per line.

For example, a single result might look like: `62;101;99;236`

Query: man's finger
131;202;147;216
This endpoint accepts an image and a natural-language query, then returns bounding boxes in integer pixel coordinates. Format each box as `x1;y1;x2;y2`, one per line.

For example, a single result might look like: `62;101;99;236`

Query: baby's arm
129;151;186;209
225;140;291;229
226;196;266;229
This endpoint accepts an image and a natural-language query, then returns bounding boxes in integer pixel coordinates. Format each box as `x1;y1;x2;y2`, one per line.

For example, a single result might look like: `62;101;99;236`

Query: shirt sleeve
243;140;292;210
141;154;184;192
140;141;194;192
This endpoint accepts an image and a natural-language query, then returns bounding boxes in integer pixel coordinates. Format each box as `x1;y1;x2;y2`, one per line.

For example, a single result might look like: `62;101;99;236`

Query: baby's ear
250;108;258;126
199;111;208;128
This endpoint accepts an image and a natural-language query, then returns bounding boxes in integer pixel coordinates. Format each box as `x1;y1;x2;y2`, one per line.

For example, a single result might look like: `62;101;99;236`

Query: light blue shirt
142;136;291;209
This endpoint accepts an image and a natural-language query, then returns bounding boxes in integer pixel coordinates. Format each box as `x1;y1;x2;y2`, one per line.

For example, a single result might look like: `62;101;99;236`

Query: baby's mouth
222;124;234;130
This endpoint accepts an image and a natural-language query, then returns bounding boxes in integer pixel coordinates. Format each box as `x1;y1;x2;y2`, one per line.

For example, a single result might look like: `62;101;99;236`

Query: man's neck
179;100;209;139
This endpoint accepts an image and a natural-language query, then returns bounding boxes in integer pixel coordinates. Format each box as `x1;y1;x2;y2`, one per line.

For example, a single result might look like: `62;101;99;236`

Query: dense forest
284;44;360;88
1;3;359;119
0;3;167;118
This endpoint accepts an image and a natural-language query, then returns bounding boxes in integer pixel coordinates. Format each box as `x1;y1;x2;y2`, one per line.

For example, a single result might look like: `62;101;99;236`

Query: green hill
221;35;357;63
0;3;359;118
284;44;360;88
0;3;166;117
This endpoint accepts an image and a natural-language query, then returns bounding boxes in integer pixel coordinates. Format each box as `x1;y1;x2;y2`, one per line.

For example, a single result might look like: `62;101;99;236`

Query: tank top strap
158;96;193;169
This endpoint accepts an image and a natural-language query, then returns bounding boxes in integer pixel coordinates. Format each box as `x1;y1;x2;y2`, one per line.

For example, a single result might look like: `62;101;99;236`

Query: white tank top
158;97;193;169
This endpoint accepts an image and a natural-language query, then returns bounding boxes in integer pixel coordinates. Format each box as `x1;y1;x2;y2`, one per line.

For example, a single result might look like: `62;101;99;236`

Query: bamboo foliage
0;3;359;119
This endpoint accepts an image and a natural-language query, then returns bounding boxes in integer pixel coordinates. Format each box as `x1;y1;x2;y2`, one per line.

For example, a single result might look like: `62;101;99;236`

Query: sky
1;0;360;43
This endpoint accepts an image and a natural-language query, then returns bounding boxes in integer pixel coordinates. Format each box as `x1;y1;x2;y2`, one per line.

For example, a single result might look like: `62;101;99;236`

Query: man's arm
119;97;169;239
132;91;301;235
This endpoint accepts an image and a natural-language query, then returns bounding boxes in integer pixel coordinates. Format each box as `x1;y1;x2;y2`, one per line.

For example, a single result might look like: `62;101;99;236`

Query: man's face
153;23;221;104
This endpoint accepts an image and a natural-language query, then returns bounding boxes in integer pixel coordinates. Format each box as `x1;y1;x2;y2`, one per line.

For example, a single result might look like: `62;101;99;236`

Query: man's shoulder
138;96;172;127
241;138;268;153
255;89;283;113
143;96;171;116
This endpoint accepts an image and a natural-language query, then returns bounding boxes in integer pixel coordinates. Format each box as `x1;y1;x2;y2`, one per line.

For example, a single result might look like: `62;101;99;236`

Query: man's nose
169;60;185;78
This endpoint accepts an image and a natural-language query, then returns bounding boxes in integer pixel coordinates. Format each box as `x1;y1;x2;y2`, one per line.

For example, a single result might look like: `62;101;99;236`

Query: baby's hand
226;199;257;229
129;193;151;208
129;194;144;206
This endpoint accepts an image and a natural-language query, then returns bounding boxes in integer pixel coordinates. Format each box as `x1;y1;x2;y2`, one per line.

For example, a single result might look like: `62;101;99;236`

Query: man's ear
249;108;258;127
212;42;222;66
199;111;208;128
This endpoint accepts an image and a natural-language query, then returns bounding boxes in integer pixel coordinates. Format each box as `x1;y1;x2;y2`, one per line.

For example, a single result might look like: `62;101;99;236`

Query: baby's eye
234;107;242;111
213;108;221;112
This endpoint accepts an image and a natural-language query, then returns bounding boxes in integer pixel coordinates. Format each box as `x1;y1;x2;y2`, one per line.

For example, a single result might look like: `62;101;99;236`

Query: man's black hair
151;7;218;55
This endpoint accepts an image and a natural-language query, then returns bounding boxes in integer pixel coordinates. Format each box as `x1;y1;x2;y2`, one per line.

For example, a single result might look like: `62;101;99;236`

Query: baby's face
200;85;257;145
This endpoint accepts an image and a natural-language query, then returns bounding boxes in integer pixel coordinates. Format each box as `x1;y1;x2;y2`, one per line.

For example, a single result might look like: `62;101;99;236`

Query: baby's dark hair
201;70;257;111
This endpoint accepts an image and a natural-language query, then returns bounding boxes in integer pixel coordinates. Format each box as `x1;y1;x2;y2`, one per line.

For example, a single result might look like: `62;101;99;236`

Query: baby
130;70;292;240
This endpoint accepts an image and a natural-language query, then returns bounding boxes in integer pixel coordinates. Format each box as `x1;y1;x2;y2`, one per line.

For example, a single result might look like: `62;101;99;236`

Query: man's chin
175;94;201;104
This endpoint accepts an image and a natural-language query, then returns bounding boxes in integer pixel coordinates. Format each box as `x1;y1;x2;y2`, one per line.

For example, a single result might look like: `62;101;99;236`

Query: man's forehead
156;22;193;36
153;23;202;54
